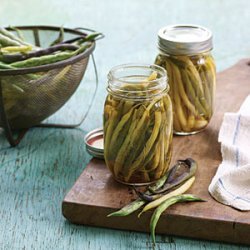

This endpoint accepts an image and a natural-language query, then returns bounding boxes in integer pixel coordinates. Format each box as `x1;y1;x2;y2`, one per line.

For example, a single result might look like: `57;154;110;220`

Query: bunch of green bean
0;27;102;69
155;53;216;133
107;158;205;245
104;82;173;184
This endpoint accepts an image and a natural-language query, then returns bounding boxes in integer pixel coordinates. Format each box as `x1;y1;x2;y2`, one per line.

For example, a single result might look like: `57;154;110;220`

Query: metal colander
0;26;98;146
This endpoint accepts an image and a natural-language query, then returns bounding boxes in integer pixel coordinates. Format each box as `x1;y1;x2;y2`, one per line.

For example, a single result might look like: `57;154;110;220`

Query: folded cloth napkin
208;95;250;211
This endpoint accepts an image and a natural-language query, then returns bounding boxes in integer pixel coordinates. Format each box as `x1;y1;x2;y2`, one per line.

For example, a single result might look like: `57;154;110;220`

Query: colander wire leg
33;28;41;47
0;79;28;146
74;53;99;126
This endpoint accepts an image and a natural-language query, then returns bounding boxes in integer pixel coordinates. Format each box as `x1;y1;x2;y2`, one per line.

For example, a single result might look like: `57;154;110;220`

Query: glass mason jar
155;25;216;135
103;64;173;185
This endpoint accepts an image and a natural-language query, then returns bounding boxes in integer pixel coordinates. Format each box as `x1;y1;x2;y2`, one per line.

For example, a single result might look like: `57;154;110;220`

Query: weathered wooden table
0;0;250;249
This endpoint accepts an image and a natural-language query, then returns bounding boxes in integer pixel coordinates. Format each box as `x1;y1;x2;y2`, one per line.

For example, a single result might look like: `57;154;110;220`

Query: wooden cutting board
62;59;250;245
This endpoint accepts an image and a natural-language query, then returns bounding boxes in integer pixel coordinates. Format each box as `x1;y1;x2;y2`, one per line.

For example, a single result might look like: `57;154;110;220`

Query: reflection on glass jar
155;25;216;135
104;64;173;185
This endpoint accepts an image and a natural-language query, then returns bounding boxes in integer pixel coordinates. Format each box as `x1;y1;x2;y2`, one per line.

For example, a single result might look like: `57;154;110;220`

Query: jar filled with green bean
104;64;173;185
155;25;216;135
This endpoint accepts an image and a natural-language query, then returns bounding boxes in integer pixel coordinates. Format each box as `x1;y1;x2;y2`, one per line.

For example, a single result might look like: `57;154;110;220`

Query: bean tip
107;212;117;217
138;211;144;218
199;199;207;202
151;234;156;246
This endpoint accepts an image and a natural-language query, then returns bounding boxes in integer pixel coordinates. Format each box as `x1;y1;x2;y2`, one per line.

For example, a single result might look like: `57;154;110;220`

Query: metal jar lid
84;127;104;159
158;24;213;55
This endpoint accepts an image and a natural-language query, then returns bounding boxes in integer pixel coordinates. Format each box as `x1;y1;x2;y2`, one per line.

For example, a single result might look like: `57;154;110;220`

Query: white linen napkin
208;95;250;211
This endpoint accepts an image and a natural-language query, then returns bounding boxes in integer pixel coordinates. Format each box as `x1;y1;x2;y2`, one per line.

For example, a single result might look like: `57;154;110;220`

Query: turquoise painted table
0;0;250;249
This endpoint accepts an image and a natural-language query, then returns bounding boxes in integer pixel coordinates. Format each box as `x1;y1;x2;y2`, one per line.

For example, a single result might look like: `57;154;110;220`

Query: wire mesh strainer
0;26;99;146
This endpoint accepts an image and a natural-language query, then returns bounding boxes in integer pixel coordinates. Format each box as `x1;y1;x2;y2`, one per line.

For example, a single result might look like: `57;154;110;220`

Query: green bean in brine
104;67;173;185
155;52;215;134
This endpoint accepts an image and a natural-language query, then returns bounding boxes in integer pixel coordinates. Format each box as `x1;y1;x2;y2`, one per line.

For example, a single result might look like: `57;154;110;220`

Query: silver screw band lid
158;24;213;55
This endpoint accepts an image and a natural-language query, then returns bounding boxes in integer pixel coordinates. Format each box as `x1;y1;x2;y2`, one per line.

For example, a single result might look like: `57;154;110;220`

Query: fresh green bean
148;169;171;191
0;33;21;47
107;167;171;217
10;43;90;68
0;27;31;46
8;26;25;41
62;32;103;45
77;32;103;45
50;27;64;46
150;194;205;245
1;44;79;63
10;51;74;67
138;177;195;216
107;199;146;217
0;45;33;54
0;61;15;69
149;158;197;194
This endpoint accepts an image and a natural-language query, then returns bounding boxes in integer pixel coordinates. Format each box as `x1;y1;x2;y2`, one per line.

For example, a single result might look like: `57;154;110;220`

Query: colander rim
0;25;95;76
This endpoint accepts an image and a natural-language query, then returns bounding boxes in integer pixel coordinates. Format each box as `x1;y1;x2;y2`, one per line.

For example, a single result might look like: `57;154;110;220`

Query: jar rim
107;63;168;100
108;63;167;84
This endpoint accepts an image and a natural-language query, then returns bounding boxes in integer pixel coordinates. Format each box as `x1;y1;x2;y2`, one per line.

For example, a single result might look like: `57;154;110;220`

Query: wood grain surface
62;59;250;245
1;1;250;249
